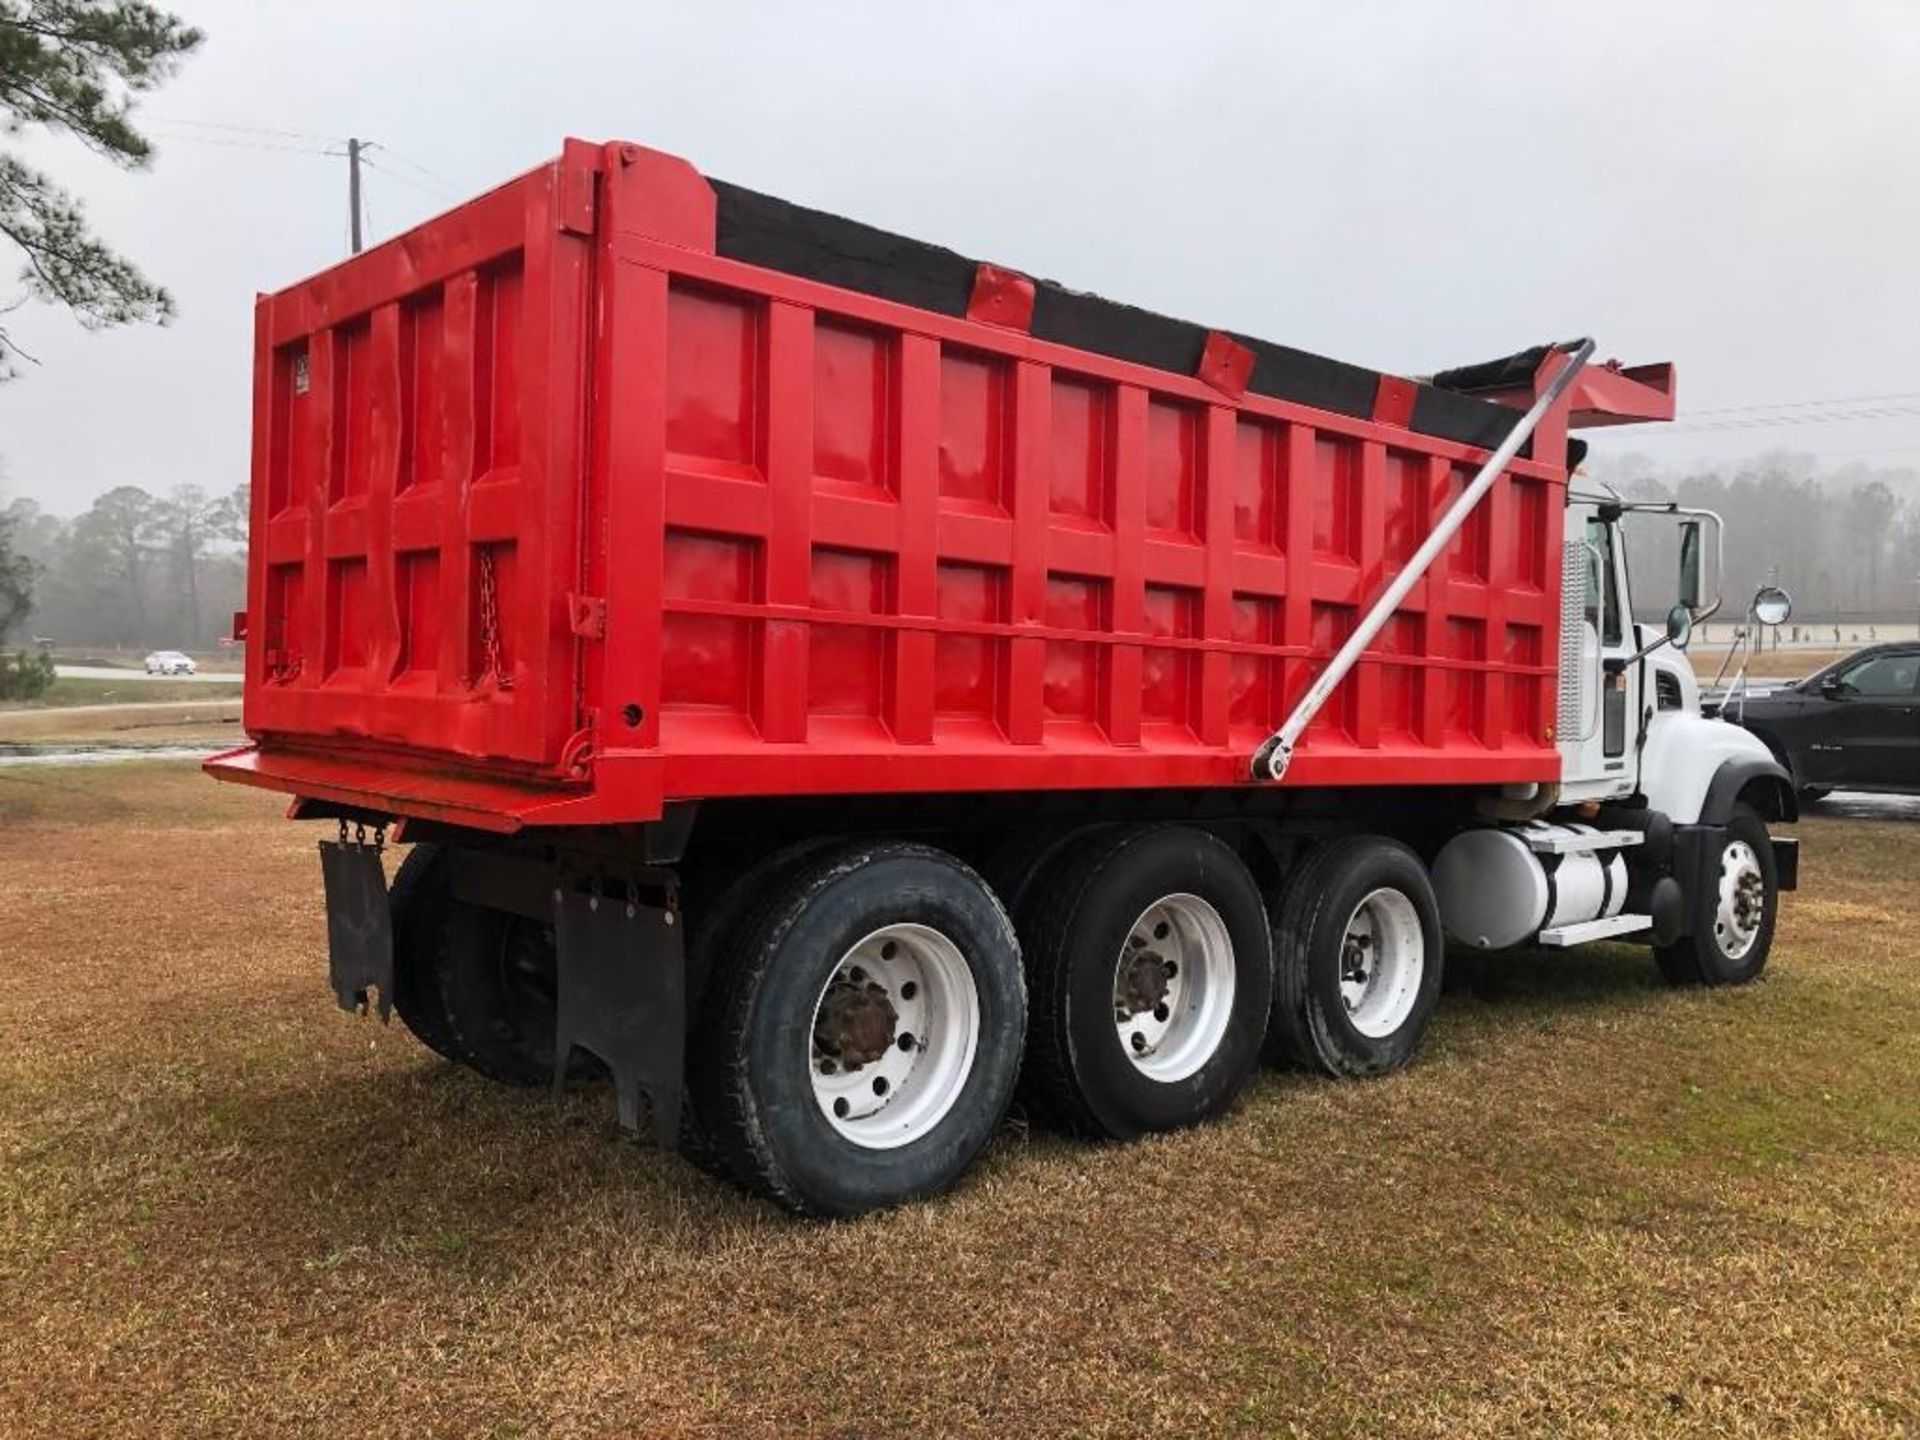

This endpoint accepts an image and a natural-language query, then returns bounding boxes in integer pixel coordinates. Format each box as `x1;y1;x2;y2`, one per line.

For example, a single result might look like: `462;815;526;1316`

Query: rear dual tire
387;843;586;1086
687;841;1026;1217
1016;826;1273;1140
1267;837;1444;1078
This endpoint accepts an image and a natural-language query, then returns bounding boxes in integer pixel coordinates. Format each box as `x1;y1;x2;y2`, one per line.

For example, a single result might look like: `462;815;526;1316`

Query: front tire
687;841;1025;1217
1654;802;1777;986
1268;837;1444;1078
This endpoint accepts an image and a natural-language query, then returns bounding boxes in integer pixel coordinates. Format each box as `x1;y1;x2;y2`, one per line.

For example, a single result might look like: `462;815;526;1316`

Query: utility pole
347;137;365;254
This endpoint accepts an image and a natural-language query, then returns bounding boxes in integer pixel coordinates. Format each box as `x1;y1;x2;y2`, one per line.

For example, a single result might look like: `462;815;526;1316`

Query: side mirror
1678;520;1703;612
1665;603;1693;651
1819;674;1844;698
1752;585;1792;627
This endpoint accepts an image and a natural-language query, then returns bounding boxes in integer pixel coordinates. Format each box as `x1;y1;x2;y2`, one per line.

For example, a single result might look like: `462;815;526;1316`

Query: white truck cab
1430;485;1799;982
1556;496;1784;823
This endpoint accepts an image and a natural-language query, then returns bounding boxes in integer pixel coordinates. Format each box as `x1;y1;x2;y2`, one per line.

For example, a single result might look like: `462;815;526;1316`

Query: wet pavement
54;664;237;684
0;743;226;767
1799;790;1920;822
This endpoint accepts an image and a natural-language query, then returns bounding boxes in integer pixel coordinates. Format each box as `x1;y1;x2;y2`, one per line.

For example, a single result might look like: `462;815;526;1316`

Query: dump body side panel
212;140;1570;829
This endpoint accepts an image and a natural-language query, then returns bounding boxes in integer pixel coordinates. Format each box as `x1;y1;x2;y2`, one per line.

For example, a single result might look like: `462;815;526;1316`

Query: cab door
1557;507;1640;801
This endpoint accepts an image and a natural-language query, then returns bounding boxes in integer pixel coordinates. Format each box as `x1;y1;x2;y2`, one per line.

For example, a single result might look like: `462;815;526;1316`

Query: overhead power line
1678;388;1920;420
145;115;346;147
1643;403;1920;438
149;132;344;158
366;144;465;197
360;155;461;204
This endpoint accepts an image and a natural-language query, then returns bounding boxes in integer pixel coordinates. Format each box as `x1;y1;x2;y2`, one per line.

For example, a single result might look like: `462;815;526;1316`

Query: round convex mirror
1665;603;1693;649
1752;586;1792;627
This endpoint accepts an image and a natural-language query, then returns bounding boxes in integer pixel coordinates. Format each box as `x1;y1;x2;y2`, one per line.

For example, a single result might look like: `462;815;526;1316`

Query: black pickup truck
1714;644;1920;801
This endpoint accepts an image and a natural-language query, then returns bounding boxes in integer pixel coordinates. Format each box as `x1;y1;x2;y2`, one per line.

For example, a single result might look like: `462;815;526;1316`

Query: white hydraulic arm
1252;338;1595;781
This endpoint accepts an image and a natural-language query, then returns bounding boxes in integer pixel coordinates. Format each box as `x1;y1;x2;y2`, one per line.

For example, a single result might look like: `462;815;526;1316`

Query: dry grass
1689;647;1849;683
1;765;1915;1438
0;677;245;710
0;700;242;745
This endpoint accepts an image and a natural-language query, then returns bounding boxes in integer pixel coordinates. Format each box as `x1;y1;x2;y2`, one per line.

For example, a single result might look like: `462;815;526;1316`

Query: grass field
0;676;244;709
1;765;1915;1437
1689;647;1847;683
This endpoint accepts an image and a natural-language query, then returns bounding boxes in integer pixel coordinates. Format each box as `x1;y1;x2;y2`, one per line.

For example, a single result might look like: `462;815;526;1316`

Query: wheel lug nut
819;1058;837;1075
1130;1032;1147;1053
1153;1003;1169;1023
833;1097;850;1119
872;1076;889;1096
897;1032;915;1052
849;966;866;983
899;981;917;1000
1163;960;1177;979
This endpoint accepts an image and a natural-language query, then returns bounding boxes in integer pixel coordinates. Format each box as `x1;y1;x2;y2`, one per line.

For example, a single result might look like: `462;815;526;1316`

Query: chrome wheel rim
1112;893;1236;1083
1339;888;1424;1038
1714;840;1766;961
809;923;980;1150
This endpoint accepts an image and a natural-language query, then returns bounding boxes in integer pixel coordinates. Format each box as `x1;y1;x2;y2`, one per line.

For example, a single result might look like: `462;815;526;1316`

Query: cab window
1837;651;1920;698
1583;520;1623;646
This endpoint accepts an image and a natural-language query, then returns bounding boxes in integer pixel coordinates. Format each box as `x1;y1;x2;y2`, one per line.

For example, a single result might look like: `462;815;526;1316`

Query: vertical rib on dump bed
211;138;1573;830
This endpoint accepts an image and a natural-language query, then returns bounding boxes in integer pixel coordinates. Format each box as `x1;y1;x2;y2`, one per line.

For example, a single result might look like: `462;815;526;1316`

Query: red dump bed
210;139;1630;831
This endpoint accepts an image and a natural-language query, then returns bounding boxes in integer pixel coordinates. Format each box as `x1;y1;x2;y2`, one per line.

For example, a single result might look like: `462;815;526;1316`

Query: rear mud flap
553;888;684;1149
318;839;393;1020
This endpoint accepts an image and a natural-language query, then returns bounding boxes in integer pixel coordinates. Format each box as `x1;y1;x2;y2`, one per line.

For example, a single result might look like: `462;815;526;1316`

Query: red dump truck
208;139;1799;1216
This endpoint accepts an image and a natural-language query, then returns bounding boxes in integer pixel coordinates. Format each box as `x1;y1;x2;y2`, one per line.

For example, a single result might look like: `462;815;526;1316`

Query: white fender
1639;707;1780;824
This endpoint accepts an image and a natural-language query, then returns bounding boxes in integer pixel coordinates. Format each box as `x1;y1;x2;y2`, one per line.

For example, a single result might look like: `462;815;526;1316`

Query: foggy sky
3;0;1918;511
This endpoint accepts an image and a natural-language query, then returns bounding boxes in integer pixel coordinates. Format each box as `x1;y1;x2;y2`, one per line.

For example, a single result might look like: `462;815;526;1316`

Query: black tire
979;823;1111;927
1654;802;1778;986
436;898;589;1087
687;841;1025;1217
387;843;460;1062
677;837;849;1178
1019;826;1272;1139
1267;836;1444;1078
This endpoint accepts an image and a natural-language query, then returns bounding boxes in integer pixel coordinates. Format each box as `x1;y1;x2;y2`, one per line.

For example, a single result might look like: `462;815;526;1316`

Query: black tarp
708;178;1540;457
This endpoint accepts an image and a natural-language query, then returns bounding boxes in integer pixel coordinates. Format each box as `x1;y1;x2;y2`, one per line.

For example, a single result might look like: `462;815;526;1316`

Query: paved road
56;664;239;684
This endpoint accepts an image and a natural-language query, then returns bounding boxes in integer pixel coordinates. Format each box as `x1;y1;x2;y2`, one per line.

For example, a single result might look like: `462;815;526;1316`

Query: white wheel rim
1339;888;1425;1038
809;923;980;1150
1714;840;1766;960
1112;893;1236;1083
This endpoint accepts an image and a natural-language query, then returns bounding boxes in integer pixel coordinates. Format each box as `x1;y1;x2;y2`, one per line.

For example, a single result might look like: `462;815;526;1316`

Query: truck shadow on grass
90;941;1684;1258
1440;940;1669;1012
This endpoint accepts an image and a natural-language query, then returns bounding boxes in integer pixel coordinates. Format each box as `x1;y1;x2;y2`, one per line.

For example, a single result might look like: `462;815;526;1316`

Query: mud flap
553;888;684;1149
318;839;393;1020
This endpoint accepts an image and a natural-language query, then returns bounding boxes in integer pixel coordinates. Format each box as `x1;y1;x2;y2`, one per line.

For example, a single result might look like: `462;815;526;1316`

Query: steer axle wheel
1655;802;1778;987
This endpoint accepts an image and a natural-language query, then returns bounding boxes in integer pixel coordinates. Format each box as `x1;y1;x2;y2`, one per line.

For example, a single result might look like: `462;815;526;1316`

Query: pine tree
0;1;202;376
